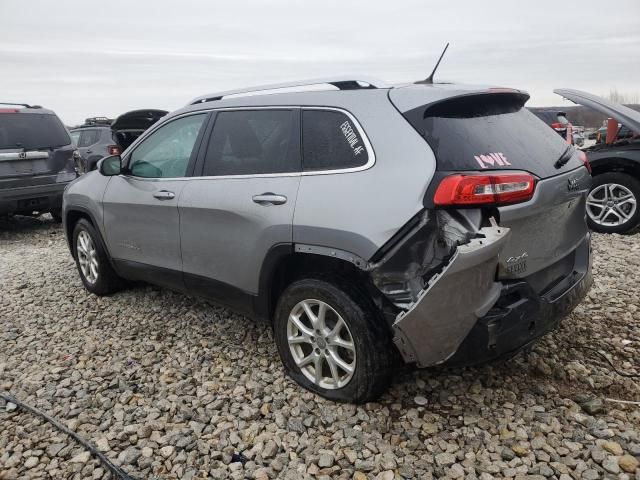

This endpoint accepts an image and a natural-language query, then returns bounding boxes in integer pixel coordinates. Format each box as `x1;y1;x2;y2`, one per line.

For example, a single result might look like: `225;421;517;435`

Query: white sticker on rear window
340;120;365;156
474;152;511;169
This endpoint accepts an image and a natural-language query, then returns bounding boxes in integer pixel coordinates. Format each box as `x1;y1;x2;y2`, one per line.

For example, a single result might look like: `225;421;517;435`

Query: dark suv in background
0;103;76;221
69;109;167;173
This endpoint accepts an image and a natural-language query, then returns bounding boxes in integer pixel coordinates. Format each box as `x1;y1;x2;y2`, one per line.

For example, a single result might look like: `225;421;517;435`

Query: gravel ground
1;215;639;480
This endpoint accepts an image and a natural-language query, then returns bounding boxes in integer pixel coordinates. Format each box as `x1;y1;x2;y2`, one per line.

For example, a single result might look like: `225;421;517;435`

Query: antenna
416;43;450;84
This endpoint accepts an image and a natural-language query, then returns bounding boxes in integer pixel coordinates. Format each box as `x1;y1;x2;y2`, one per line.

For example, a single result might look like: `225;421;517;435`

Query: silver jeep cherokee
63;77;593;403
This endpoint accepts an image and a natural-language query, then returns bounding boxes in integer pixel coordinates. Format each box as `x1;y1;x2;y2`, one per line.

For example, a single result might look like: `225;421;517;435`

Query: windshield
0;113;71;150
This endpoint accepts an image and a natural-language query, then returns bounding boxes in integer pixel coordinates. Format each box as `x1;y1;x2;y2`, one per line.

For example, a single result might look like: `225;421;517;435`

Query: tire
586;172;640;234
274;277;397;403
72;218;123;295
50;210;62;223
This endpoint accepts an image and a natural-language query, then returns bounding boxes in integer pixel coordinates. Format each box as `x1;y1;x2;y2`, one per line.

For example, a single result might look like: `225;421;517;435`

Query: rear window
402;94;581;178
0;112;70;150
302;110;369;171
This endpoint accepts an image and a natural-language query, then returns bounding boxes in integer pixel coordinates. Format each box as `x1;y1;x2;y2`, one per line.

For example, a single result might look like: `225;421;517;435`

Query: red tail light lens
0;108;19;113
107;145;121;156
578;150;592;174
550;122;564;130
434;173;536;206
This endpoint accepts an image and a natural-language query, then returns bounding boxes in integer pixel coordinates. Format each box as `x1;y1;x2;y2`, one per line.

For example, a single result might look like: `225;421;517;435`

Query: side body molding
392;225;511;367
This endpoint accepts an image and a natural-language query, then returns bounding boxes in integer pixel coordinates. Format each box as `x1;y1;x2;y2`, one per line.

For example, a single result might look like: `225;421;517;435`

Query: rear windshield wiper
554;145;574;169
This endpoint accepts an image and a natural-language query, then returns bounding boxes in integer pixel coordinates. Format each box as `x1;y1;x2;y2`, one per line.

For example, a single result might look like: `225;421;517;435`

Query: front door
102;113;208;287
179;109;301;304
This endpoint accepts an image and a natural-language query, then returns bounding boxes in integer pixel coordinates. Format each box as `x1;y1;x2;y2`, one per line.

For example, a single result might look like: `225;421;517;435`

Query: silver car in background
63;77;593;402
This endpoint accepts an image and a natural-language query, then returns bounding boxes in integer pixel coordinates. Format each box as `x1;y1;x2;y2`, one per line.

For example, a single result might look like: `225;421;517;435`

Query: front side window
302;110;369;171
128;114;206;178
203;109;298;176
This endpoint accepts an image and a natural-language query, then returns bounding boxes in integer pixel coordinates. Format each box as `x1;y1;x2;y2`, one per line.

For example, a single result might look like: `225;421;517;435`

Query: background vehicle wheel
586;172;640;234
49;210;62;223
72;218;123;295
274;277;397;403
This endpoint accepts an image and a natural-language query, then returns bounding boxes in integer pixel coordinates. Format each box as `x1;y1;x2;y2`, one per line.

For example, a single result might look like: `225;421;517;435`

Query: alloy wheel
287;299;356;389
76;230;99;284
586;183;637;227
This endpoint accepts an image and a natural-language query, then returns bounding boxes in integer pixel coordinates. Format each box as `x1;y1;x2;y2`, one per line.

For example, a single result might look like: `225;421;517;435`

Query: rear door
179;108;301;300
102;113;208;287
391;88;590;282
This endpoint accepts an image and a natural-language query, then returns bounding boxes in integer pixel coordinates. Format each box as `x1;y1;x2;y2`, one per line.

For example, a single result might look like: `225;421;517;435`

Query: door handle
153;190;175;200
252;193;287;205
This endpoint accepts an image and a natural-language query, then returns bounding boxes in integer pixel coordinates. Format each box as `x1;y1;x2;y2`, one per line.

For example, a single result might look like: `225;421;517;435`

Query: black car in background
555;89;640;234
69;109;167;173
0;103;76;221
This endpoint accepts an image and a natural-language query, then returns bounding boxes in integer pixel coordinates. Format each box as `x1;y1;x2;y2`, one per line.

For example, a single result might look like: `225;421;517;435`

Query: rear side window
302;110;369;171
0;113;70;150
78;129;100;147
69;131;80;147
202;110;299;176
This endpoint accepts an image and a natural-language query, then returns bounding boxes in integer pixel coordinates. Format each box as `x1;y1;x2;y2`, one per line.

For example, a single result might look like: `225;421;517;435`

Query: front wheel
586;172;640;234
72;218;123;295
274;277;397;403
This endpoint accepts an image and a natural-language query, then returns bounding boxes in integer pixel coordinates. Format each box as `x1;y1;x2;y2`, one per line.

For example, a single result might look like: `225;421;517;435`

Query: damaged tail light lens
434;173;536;206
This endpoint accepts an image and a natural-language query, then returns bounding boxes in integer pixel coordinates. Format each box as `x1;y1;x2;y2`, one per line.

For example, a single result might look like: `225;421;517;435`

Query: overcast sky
2;0;639;125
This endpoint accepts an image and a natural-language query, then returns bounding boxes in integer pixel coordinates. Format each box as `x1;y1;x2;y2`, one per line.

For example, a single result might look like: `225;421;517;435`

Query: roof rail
188;76;388;106
0;102;42;109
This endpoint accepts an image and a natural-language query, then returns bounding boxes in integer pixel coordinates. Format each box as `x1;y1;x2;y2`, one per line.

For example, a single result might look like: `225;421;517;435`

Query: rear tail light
550;122;564;130
434;173;536;206
578;150;592;174
107;145;121;156
0;108;19;113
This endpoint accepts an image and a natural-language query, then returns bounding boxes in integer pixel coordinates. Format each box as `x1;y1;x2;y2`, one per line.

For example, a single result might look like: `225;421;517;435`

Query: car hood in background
554;89;640;133
111;109;168;132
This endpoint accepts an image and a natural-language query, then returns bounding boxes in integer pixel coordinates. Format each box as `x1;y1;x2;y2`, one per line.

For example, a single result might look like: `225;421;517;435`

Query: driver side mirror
99;155;122;176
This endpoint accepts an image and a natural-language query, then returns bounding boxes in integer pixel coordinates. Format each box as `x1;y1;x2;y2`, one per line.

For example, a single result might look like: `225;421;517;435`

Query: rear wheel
274;277;396;403
586;172;640;234
72;218;123;295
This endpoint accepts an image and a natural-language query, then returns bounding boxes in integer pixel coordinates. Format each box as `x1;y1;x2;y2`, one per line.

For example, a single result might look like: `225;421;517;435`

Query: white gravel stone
0;216;639;479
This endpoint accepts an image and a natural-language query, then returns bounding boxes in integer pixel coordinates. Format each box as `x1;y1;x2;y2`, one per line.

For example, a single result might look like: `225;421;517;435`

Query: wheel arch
64;207;110;260
256;245;397;324
590;156;640;180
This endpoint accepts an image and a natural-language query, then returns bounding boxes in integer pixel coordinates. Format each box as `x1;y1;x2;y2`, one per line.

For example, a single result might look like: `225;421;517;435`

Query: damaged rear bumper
392;224;511;367
445;233;592;366
392;227;592;368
